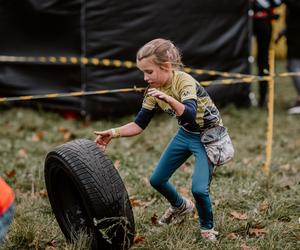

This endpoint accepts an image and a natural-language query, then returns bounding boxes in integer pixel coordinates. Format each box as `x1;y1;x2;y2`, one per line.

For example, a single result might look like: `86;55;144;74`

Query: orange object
0;177;14;215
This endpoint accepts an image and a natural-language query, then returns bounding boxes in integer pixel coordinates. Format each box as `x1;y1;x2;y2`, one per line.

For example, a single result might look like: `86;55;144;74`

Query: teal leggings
149;128;214;229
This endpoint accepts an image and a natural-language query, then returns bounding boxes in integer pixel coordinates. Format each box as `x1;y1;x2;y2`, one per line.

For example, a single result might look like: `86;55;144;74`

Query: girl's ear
161;62;172;71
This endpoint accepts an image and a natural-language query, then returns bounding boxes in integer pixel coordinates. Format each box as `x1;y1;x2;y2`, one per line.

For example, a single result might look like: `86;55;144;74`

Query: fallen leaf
39;189;48;198
150;214;158;225
142;177;150;187
242;158;251;165
130;197;143;207
58;127;69;133
248;227;267;237
259;200;269;212
45;239;57;250
17;148;28;158
5;169;16;178
58;127;76;141
31;131;44;141
227;232;239;239
130;197;157;208
133;235;145;244
230;211;248;220
63;131;76;142
180;162;192;173
114;160;121;170
240;243;258;250
179;187;189;197
140;197;157;208
279;164;290;171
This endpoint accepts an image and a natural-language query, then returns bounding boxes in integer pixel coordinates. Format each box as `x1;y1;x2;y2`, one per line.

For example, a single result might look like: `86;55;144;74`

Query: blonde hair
136;38;183;70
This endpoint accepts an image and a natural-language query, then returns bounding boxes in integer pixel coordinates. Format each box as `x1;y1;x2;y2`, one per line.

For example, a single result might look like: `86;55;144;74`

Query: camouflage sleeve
142;95;157;110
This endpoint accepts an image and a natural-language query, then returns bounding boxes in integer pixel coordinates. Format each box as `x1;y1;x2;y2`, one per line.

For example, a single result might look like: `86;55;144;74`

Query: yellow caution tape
0;75;272;103
0;87;145;103
0;55;264;79
1;55;300;80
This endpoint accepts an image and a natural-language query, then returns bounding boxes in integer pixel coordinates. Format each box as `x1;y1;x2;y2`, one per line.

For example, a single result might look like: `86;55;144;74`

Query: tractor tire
44;139;135;250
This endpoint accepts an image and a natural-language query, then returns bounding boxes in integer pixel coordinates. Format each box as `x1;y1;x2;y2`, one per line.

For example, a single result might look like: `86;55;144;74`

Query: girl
94;38;223;241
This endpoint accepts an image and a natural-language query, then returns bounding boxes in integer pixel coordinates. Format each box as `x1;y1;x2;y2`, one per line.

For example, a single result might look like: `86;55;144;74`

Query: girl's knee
192;186;209;198
149;175;162;189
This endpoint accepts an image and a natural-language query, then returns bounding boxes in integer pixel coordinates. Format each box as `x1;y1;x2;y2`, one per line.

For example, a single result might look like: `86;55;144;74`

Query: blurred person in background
252;0;282;107
283;0;300;114
0;176;15;243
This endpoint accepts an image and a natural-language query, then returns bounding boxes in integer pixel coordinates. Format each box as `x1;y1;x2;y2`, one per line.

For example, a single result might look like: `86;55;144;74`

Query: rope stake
262;50;275;175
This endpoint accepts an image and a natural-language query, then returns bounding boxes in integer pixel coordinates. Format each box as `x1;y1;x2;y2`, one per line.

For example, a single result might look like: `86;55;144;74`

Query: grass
0;61;299;250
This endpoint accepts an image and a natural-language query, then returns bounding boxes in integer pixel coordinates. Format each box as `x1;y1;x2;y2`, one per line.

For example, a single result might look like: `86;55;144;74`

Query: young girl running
94;38;223;241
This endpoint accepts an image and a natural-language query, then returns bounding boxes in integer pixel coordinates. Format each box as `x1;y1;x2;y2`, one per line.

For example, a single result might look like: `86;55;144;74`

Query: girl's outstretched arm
94;122;143;151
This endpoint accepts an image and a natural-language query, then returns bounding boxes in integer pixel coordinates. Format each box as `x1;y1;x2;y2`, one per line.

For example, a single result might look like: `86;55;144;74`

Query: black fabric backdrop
0;0;251;117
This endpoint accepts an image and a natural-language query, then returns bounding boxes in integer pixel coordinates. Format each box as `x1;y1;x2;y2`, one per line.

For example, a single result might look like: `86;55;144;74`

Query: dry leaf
130;197;143;207
58;127;76;141
140;197;157;208
114;160;121;170
279;164;290;171
39;189;48;198
63;131;76;142
227;232;239;239
180;162;192;173
133;235;145;244
58;127;69;133
5;169;16;178
130;197;157;208
17;148;28;158
242;158;251;165
142;177;150;187
150;214;158;225
248;227;267;237
259;200;269;212
31;131;44;141
45;239;57;250
179;187;189;197
230;211;248;220
241;243;258;250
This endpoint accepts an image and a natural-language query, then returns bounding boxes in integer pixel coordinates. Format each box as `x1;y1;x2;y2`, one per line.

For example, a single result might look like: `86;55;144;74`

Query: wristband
111;128;121;138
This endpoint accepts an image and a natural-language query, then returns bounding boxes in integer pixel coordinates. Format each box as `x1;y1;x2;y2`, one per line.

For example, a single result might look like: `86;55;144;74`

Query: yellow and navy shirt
136;70;222;132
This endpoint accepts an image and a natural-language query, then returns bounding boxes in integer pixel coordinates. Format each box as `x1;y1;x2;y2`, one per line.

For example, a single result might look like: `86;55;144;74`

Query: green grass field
0;61;299;250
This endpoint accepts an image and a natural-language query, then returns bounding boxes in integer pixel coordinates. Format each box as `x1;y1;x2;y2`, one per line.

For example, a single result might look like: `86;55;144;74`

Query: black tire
44;139;135;250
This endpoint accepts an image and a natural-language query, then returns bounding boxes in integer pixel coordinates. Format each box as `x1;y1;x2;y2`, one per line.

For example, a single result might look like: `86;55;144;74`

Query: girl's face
137;57;172;88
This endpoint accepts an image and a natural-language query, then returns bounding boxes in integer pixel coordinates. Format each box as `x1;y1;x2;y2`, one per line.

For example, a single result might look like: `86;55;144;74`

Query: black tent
0;0;251;117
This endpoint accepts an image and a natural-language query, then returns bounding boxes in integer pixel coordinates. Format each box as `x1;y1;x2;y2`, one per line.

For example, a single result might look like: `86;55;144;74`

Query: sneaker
158;197;195;225
288;99;300;115
201;228;219;241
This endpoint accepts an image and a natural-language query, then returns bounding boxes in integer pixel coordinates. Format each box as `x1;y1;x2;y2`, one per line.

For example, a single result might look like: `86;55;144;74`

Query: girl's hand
147;88;170;103
94;130;113;151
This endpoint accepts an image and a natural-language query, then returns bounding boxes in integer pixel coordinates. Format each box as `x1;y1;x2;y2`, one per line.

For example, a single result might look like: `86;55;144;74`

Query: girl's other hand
94;130;113;151
147;88;169;103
